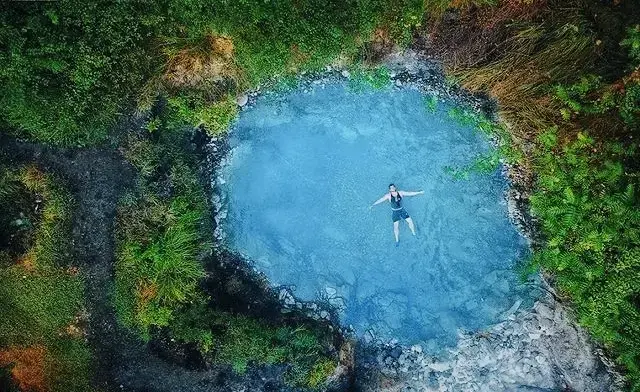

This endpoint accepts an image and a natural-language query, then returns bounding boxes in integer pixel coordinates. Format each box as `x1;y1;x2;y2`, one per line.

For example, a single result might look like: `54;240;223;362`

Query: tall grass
454;17;596;141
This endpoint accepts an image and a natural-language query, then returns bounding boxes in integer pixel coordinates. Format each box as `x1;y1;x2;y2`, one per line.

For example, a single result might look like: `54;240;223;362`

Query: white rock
236;93;248;107
428;361;451;372
341;70;350;78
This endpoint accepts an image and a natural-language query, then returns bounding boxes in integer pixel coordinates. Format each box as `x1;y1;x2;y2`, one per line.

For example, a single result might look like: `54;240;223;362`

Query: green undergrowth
0;166;93;392
527;29;640;387
116;120;338;387
458;17;640;388
1;0;495;146
169;301;336;387
0;0;432;146
115;128;211;340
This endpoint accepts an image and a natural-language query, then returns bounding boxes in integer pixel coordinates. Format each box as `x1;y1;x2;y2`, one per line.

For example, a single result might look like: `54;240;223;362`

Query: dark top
390;192;402;209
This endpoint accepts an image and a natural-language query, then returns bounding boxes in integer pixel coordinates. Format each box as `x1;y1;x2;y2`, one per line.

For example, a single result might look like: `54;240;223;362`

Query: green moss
348;65;391;91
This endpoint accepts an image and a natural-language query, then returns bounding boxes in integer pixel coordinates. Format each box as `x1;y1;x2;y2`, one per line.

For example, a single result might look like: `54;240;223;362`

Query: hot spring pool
217;81;533;349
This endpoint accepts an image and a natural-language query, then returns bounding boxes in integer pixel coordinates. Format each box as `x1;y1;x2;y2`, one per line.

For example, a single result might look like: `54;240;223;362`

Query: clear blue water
218;82;532;348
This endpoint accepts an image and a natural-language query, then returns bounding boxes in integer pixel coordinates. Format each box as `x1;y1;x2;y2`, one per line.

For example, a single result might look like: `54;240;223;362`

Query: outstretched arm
399;190;425;197
370;194;390;209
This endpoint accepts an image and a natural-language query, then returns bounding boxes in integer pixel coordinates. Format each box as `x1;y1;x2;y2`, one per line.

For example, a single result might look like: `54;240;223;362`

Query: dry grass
0;345;48;392
453;18;596;141
137;34;247;114
163;34;245;90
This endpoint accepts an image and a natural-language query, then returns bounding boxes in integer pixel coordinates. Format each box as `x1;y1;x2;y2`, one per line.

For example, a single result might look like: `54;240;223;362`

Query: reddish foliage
137;281;158;305
0;345;49;392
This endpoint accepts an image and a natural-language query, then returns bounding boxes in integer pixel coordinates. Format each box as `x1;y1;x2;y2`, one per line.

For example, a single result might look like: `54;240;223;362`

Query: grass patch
114;134;210;339
0;165;92;392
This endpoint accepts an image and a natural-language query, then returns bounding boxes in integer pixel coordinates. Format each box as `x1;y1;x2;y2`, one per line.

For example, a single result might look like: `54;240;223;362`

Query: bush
115;192;208;339
214;313;336;387
115;129;211;340
166;93;238;136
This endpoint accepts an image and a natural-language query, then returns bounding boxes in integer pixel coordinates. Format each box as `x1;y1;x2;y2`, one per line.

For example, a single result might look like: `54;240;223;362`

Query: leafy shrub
214;314;336;387
529;128;640;388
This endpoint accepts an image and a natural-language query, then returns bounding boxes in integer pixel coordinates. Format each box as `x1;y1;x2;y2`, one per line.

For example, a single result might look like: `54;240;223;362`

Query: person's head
388;183;397;192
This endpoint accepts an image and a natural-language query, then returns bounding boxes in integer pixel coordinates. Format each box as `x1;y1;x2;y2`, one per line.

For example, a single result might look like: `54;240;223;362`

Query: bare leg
406;217;416;235
393;221;400;243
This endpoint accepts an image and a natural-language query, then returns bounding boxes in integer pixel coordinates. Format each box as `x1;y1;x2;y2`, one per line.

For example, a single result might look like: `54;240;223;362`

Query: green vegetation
0;166;93;392
0;0;430;146
166;93;238;136
530;128;640;384
453;4;640;388
444;109;523;179
3;0;639;390
348;65;392;91
115;130;211;340
527;28;640;386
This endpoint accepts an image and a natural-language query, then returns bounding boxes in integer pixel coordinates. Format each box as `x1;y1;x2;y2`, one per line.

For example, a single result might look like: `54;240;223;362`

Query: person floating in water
370;184;424;246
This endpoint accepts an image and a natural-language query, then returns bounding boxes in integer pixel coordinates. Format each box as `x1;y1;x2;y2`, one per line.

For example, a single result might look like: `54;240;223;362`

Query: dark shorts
392;208;410;222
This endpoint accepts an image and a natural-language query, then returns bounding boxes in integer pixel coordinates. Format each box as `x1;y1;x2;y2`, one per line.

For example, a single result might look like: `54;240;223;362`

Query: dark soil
0;181;38;264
